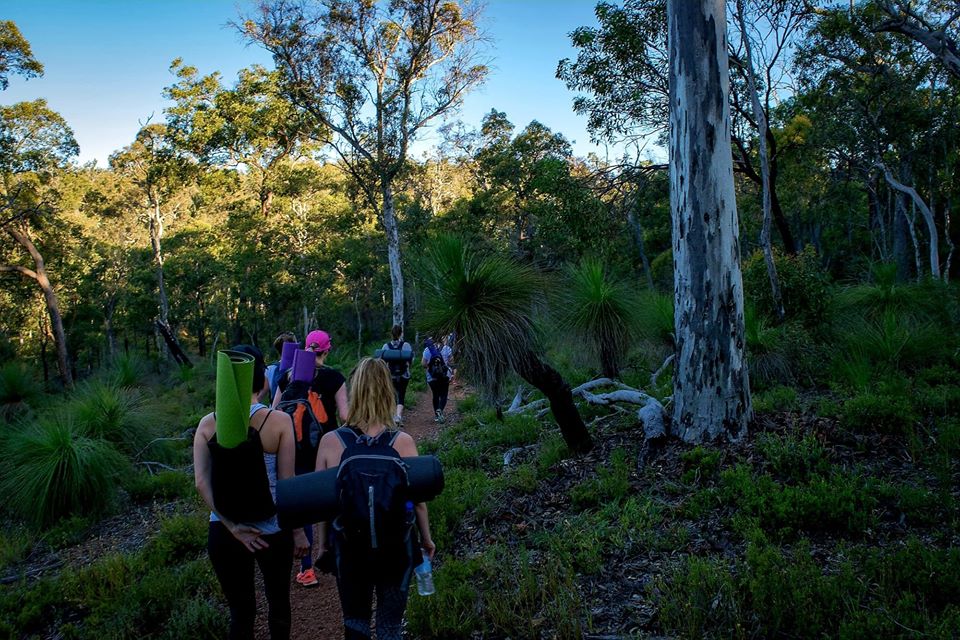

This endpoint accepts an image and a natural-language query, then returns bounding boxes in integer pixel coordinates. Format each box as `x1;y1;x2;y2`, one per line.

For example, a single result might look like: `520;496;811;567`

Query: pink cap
305;330;331;352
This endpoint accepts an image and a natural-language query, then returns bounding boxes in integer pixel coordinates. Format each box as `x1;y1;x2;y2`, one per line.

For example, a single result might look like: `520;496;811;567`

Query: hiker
265;332;297;401
273;329;348;588
193;344;309;640
314;357;436;640
380;324;413;426
421;336;453;423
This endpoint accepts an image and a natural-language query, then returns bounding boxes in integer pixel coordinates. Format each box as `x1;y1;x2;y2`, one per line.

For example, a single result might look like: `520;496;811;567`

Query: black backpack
333;427;411;549
427;349;448;381
277;379;328;474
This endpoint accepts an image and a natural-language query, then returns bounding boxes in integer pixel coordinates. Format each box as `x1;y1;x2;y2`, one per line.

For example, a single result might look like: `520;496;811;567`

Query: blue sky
2;0;627;166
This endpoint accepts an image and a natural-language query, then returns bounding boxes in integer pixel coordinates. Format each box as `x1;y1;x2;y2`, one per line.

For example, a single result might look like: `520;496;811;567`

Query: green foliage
42;515;92;549
838;392;917;435
635;289;674;345
124;470;193;503
743;246;831;327
0;524;32;571
70;381;162;455
428;469;494;549
719;465;876;538
752;385;799;413
872;481;943;526
108;354;147;387
755;432;830;482
679;446;722;485
0;361;40;419
556;258;643;377
419;235;543;398
141;514;208;566
0;414;125;527
569;447;631;507
655;555;742;639
536;432;570;474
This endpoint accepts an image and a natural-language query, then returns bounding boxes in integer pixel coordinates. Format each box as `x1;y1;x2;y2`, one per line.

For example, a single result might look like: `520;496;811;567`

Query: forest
1;0;959;638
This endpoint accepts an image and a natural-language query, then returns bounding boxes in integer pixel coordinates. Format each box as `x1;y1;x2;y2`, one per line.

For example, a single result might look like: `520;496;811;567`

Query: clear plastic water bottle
415;552;435;596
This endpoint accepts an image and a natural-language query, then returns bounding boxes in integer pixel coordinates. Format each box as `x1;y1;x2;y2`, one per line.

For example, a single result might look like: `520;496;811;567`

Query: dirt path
254;383;462;640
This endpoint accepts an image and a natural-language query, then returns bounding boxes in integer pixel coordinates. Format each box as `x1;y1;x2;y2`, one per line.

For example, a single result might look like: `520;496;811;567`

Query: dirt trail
254;383;462;640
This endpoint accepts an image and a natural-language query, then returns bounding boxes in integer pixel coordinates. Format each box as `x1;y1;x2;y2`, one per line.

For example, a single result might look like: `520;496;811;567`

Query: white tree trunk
668;0;752;443
880;164;941;280
382;182;405;326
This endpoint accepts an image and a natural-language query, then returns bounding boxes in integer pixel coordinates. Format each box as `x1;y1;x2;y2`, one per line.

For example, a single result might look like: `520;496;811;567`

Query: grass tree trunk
382;182;405;327
515;351;593;453
668;0;751;443
4;227;73;389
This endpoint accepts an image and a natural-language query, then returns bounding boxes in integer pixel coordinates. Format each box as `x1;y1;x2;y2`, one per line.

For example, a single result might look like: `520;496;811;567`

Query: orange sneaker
296;568;319;587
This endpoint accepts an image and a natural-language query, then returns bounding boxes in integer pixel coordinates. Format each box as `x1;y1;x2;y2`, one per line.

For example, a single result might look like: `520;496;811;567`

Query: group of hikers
193;325;455;640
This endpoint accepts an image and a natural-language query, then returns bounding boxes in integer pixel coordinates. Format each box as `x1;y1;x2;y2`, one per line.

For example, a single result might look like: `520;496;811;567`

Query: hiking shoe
434;410;442;423
296;568;319;587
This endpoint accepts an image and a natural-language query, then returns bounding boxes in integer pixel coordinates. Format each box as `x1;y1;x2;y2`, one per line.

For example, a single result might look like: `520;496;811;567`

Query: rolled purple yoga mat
291;349;315;383
279;341;298;371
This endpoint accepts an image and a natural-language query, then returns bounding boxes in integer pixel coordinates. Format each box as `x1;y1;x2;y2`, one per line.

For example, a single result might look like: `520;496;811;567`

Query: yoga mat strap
276;455;444;531
209;429;277;523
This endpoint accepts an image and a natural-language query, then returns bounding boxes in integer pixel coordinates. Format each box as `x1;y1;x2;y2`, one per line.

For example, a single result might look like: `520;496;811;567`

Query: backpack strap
334;426;359;448
386;430;402;447
256;409;273;432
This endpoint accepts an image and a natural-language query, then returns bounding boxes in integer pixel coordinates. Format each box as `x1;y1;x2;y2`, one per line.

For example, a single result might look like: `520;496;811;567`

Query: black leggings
334;538;414;640
208;521;293;640
428;378;449;412
391;376;410;407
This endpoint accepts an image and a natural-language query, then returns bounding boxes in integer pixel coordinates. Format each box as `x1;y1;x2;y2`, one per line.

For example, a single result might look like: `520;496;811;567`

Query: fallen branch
507;377;635;414
650;354;675;389
0;558;63;585
138;461;179;473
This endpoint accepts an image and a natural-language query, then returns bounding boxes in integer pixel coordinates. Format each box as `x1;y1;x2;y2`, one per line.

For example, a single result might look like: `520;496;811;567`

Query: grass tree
557;258;642;379
420;235;593;452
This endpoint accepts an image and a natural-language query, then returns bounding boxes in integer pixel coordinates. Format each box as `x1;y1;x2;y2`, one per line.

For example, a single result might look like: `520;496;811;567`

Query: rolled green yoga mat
215;350;255;448
275;455;445;530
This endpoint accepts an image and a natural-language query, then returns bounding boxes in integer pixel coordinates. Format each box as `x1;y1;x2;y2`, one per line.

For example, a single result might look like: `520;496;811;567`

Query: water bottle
415;552;435;596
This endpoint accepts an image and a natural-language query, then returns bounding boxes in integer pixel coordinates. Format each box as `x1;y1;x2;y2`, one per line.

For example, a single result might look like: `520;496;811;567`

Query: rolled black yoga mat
276;455;444;530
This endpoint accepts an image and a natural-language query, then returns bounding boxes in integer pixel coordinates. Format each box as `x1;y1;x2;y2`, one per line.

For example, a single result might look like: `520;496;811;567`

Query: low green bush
719;465;876;538
755;432;830;483
0;414;126;527
743;246;831;328
569;447;631;507
108;354;148;387
872;480;942;527
0;525;32;571
71;381;163;456
428;468;494;549
753;385;799;413
0;361;40;420
679;446;722;485
839;392;916;435
124;470;194;503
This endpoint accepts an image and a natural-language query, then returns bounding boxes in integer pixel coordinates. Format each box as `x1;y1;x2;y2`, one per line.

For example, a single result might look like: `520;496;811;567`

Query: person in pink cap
272;329;348;588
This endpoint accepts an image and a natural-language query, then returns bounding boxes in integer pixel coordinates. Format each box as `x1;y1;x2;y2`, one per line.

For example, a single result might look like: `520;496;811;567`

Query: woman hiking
421;336;453;423
381;324;413;426
314;357;436;640
193;344;308;640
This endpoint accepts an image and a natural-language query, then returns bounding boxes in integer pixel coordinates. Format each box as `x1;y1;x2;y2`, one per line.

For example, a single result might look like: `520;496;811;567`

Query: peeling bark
668;0;752;443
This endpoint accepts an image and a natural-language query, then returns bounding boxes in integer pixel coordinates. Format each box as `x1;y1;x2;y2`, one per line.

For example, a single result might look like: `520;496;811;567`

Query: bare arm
394;433;435;559
268;412;308;556
335;382;349;423
314;431;345;559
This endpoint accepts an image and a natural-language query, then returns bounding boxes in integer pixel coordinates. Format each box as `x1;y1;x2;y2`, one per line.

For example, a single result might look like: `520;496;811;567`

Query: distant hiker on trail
273;329;348;588
422;336;453;423
314;357;436;640
380;324;413;426
265;332;297;401
193;344;309;640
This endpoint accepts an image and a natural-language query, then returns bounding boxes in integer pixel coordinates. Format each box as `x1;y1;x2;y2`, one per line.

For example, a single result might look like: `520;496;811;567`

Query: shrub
70;381;163;456
0;414;126;527
0;525;32;571
753;385;799;413
679;446;722;485
569;447;631;507
742;246;831;328
654;555;741;638
636;290;674;346
0;361;40;420
109;354;147;387
755;432;830;483
124;470;194;503
839;392;916;435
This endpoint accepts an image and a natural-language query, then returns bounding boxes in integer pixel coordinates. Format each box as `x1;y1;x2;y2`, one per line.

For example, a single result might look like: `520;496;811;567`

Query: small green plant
0;525;32;571
0;414;126;527
124;470;194;503
536;433;569;475
755;432;829;483
839;392;916;435
570;447;631;507
753;385;799;413
654;555;742;638
0;361;40;419
109;354;147;387
42;515;93;549
679;446;722;485
71;381;163;455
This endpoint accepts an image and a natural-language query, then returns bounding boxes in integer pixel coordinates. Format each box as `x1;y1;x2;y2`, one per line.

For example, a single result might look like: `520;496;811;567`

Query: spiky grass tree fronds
419;235;544;399
110;354;147;388
420;235;592;452
0;362;41;421
0;413;125;528
557;258;643;379
71;381;161;456
636;290;675;346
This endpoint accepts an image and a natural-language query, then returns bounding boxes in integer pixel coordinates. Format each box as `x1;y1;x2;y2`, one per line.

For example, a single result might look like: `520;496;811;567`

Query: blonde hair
347;357;396;430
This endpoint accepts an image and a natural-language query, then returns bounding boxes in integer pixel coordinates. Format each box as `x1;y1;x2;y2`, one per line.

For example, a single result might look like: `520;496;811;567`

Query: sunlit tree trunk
382;182;405;327
668;0;751;443
3;227;73;389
